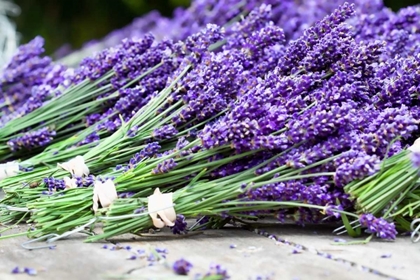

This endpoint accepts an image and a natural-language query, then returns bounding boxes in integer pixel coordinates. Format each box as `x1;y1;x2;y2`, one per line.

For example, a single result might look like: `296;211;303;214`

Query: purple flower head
151;158;177;175
359;214;397;240
43;177;65;192
152;125;178;140
277;2;355;74
23;267;37;276
170;214;188;234
176;23;224;64
7;36;45;68
173;258;193;275
205;263;229;279
11;267;20;274
127;142;161;169
334;151;381;187
7;127;56;152
325;204;344;219
77;132;100;146
285;102;356;145
133;207;145;214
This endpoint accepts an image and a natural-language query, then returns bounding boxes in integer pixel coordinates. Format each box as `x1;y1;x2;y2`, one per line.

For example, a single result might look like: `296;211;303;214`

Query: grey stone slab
257;223;419;280
0;226;143;280
108;227;383;280
0;225;385;280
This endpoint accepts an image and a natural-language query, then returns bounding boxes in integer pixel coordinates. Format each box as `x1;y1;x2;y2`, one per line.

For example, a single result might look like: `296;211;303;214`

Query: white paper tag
92;179;118;212
147;188;176;228
63;176;77;189
408;138;420;153
0;162;20;180
58;155;90;177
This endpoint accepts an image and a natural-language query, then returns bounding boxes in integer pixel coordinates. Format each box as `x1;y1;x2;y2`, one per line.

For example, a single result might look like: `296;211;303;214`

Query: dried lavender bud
170;214;188;234
172;258;193;275
11;267;20;274
128;142;161;168
334;151;380;187
278;2;355;74
7;127;56;151
359;214;397;240
77;132;100;146
152;158;177;175
23;267;37;276
205;263;230;279
74;175;95;187
152;125;178;140
43;177;65;192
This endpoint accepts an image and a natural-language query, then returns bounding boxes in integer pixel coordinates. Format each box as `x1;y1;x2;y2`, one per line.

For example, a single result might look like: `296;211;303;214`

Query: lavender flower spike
359;214;397;240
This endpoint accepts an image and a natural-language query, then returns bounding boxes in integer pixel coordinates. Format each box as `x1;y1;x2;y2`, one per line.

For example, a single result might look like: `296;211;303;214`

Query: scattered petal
173;258;193;275
11;267;20;274
24;267;37;276
333;238;347;243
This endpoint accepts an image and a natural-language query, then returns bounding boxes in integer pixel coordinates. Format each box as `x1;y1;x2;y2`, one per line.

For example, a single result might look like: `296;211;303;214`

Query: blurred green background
12;0;420;54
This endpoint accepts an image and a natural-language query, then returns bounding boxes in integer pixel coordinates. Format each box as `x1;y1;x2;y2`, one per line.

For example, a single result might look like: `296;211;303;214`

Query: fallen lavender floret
173;258;193;275
205;263;230;279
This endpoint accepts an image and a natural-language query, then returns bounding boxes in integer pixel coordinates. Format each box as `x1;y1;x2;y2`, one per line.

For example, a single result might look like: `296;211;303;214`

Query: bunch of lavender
87;147;397;242
0;32;175;162
0;39;68;126
343;148;420;232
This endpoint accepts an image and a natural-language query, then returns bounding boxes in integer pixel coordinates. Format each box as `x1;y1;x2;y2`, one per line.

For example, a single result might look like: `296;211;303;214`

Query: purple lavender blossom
11;267;20;274
127;142;161;169
23;267;37;276
205;263;230;279
334;151;381;187
43;177;65;192
152;125;178;140
172;258;193;275
151;158;177;175
277;2;355;75
170;214;188;234
7;127;56;151
359;214;397;240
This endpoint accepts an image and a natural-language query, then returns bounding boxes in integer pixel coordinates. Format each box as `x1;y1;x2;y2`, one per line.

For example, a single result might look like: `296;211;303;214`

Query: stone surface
258;223;419;280
0;223;392;280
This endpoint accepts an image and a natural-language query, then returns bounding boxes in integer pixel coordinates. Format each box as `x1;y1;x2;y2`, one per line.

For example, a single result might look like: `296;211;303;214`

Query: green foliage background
12;0;420;55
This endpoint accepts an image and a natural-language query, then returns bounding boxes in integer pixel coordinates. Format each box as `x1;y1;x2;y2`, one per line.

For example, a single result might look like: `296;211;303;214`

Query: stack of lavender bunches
0;31;183;166
58;0;380;66
1;1;420;242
